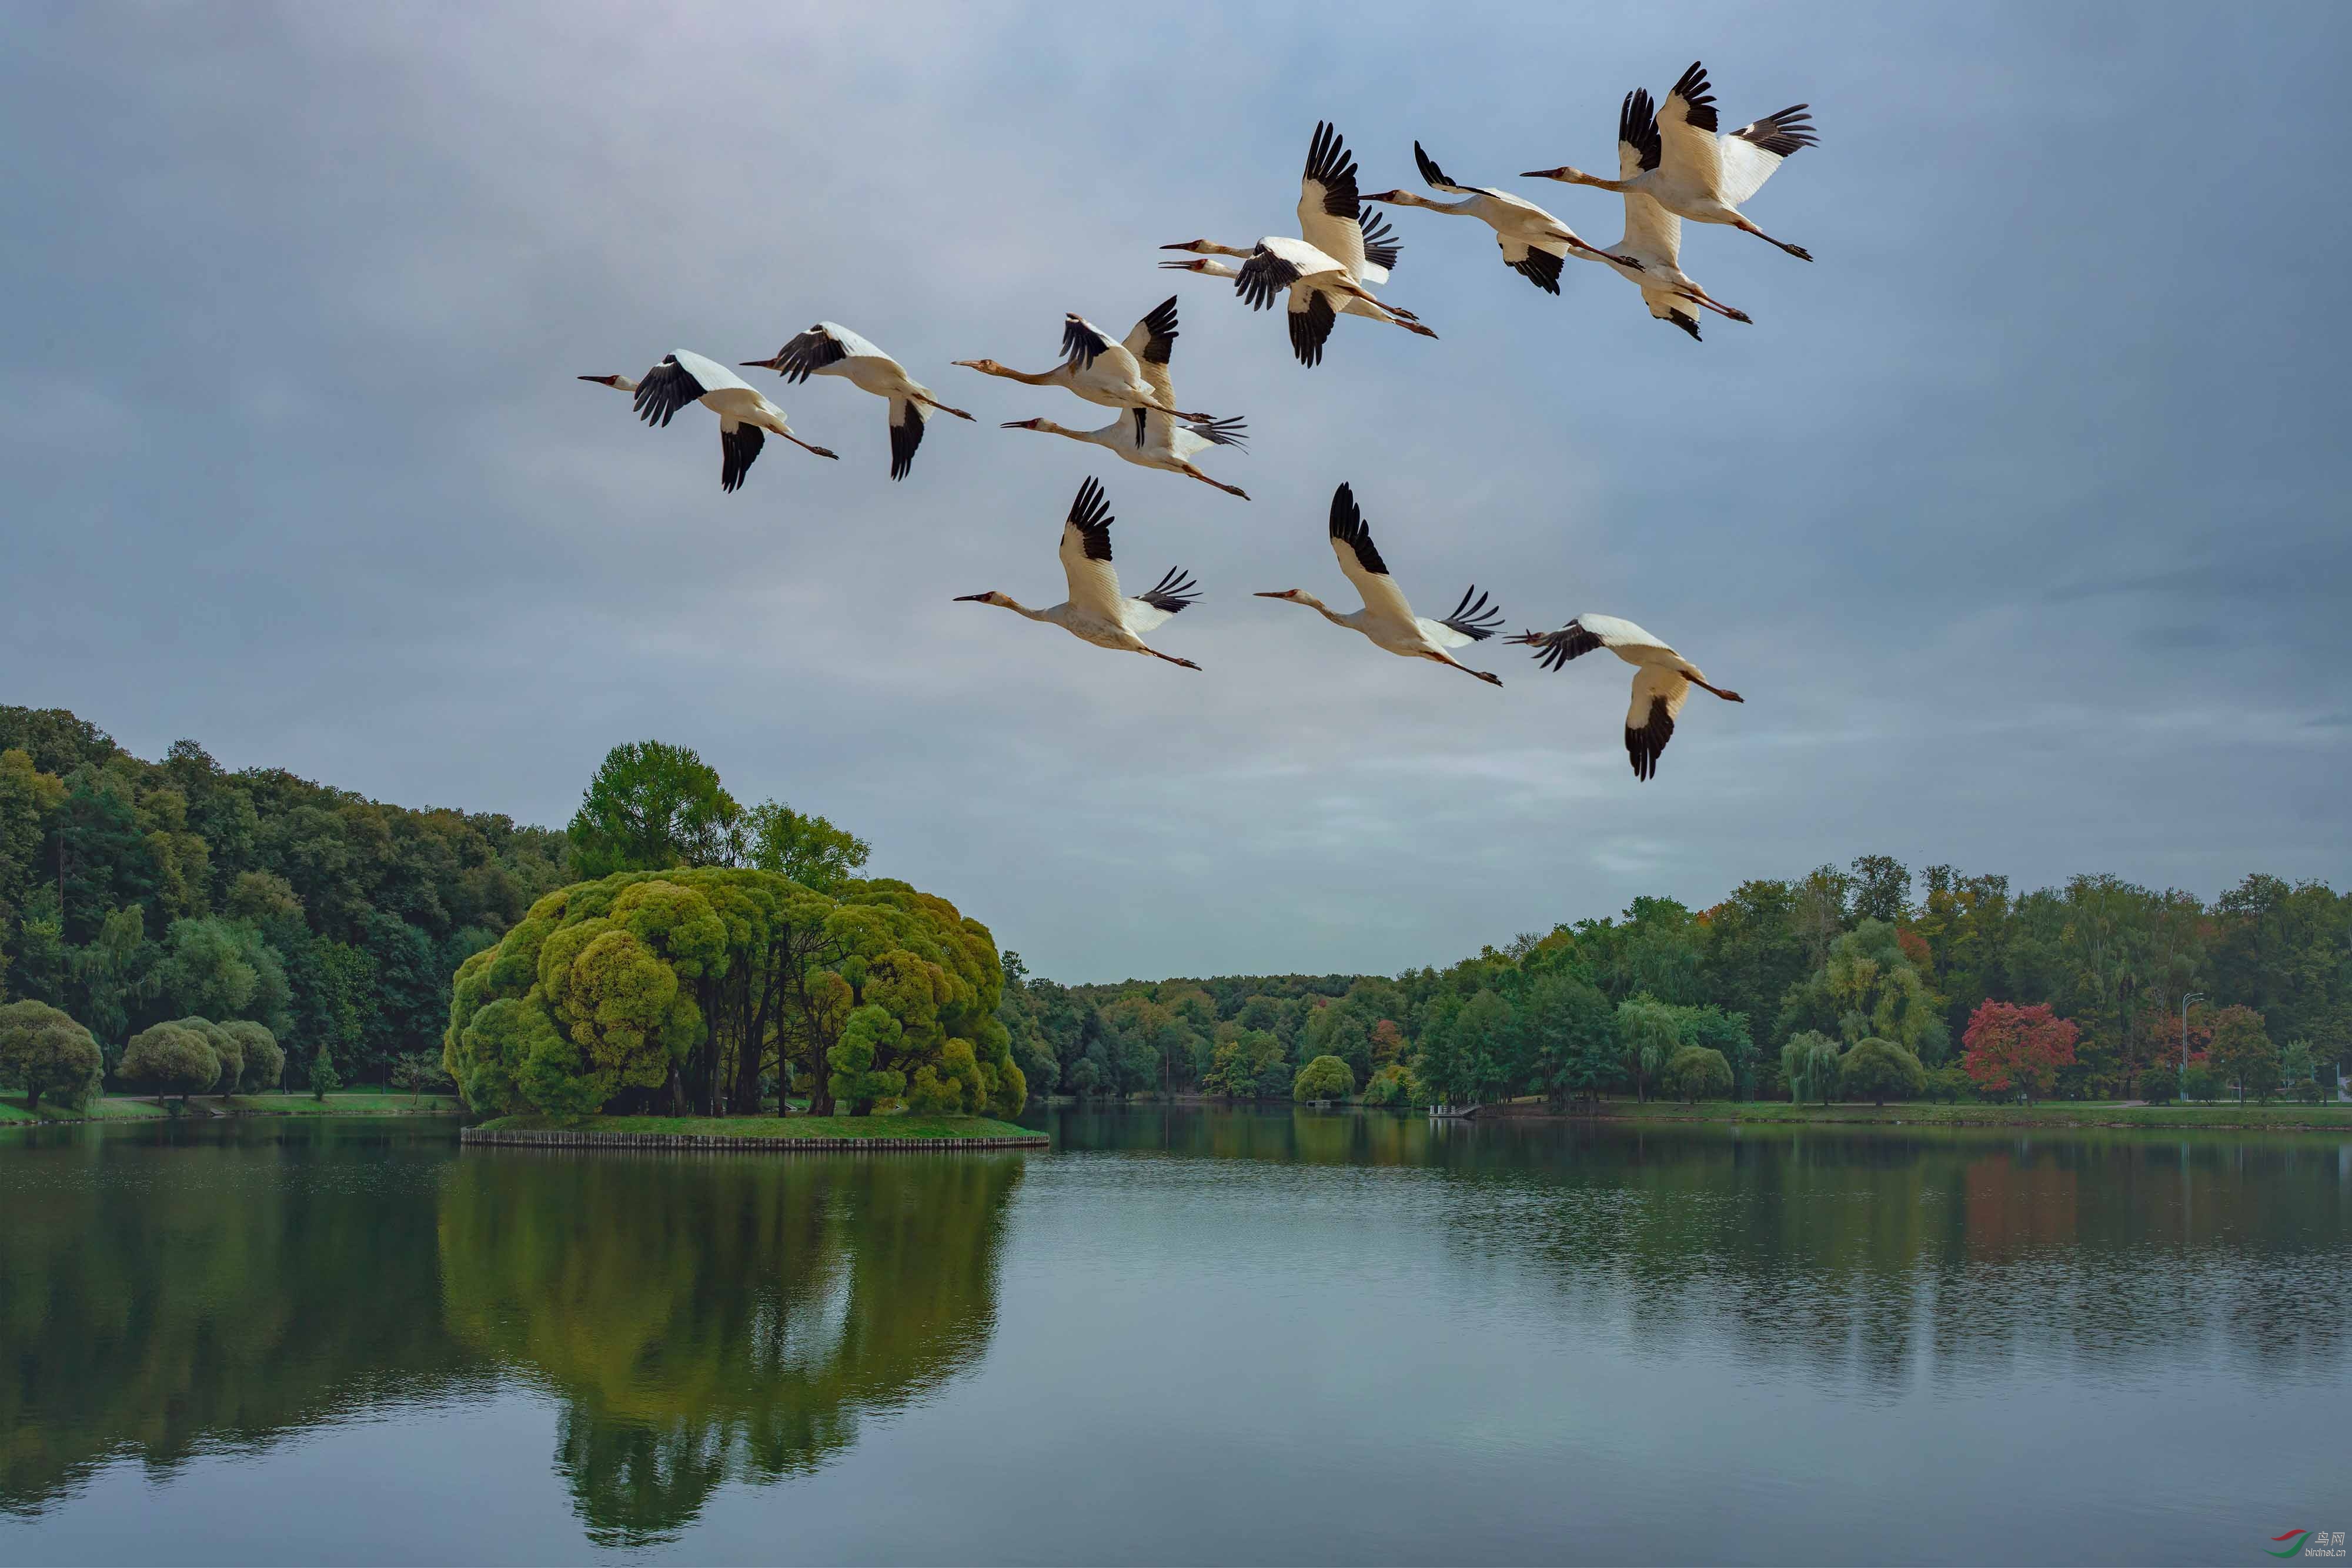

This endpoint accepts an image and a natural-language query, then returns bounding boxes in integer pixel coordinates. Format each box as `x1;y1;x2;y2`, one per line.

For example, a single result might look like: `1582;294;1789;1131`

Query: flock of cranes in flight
579;62;1812;781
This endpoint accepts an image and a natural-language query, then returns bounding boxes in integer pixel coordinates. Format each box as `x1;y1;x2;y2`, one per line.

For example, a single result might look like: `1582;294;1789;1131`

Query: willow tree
443;869;1023;1120
1777;920;1951;1063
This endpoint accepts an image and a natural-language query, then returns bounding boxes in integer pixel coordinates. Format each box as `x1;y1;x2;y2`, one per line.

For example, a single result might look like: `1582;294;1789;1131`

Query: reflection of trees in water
437;1151;1023;1548
1420;1124;2352;1389
1051;1104;1435;1167
0;1124;476;1516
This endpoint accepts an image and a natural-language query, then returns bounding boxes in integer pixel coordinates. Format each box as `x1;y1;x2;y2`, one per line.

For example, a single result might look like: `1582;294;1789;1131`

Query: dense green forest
7;704;2346;1112
998;858;2352;1108
0;707;570;1091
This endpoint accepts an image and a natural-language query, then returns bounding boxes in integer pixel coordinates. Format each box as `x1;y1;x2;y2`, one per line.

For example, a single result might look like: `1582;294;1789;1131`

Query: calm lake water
2;1108;2346;1564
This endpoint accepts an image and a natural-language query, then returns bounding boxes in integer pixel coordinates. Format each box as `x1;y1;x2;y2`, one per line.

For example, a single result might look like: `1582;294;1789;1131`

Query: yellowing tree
443;868;1022;1121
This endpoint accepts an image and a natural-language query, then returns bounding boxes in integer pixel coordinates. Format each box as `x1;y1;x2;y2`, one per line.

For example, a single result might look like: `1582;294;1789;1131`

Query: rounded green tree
1662;1045;1733;1103
1292;1054;1356;1102
121;1020;220;1106
0;999;106;1114
163;1018;242;1099
1839;1037;1925;1107
222;1020;285;1094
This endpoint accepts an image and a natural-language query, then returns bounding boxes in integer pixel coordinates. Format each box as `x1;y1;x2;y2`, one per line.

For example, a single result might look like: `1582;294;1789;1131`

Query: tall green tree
741;801;870;895
1516;969;1615;1106
567;743;740;878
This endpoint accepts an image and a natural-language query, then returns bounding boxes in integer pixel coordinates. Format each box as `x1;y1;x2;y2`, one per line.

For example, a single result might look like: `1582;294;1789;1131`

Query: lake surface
2;1108;2346;1564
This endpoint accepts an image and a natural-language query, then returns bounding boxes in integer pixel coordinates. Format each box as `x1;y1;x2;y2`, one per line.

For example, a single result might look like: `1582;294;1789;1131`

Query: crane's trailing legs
1733;218;1811;262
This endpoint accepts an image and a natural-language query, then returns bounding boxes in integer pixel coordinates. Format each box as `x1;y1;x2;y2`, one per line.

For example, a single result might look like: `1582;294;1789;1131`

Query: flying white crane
1362;142;1641;296
1255;483;1504;686
953;311;1213;420
740;322;973;481
1000;297;1249;499
1294;120;1398;288
1556;91;1755;338
1160;121;1435;367
1522;61;1818;262
1509;617;1744;780
953;477;1203;671
579;352;837;493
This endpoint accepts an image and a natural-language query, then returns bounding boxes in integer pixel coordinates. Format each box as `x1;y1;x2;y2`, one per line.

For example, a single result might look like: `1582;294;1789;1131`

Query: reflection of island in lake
0;1122;1021;1547
437;1150;1025;1547
0;1122;482;1516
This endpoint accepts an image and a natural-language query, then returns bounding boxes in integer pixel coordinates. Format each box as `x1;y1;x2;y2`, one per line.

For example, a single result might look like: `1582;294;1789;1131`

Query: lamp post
2179;992;2204;1099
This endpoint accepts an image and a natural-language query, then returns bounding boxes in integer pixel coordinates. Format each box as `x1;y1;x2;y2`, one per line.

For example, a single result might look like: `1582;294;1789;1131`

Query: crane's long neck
1295;593;1352;630
1201;241;1255;258
1392;193;1479;216
991;365;1062;387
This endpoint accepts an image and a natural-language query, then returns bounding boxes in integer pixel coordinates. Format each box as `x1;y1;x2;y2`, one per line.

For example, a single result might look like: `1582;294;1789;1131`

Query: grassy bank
0;1095;170;1124
1486;1098;2352;1131
473;1111;1040;1142
1;1091;462;1125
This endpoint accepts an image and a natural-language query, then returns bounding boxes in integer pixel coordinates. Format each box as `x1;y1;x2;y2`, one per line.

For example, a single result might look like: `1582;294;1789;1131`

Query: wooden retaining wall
460;1127;1048;1154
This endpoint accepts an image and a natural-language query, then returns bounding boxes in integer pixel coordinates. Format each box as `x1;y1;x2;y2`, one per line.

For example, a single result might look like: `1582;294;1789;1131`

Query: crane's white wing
1579;613;1669;653
632;355;709;426
1718;105;1816;206
1299;121;1382;282
1288;287;1337;368
1625;666;1693;781
1326;483;1416;628
1497;233;1566;295
717;419;764;493
814;320;888;362
1061;315;1115;368
1615;92;1682;264
1414;586;1502;648
1121;566;1198;634
887;397;925;481
1643;287;1702;340
1122;296;1180;408
1623;193;1682;268
760;326;846;383
670;349;753;397
1355;209;1400;284
1656;62;1726;195
1516;614;1671;673
1057;477;1125;624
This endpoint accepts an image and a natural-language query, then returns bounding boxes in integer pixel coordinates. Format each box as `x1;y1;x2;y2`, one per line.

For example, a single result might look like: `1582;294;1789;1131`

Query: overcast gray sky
4;4;2346;981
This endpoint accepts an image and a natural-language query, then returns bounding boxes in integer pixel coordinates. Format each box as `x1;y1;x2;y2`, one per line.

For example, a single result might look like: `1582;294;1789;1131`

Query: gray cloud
4;2;2346;979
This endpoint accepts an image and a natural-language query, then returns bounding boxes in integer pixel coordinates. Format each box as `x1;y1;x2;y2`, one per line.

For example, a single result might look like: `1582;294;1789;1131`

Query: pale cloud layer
4;4;2346;979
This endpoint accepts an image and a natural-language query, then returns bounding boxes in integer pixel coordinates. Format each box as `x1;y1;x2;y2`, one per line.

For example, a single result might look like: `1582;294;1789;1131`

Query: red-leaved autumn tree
1962;1001;2079;1102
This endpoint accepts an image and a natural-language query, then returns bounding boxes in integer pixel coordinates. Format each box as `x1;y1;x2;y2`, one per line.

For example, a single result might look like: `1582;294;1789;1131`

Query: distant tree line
997;858;2350;1108
9;704;2343;1116
0;707;571;1096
